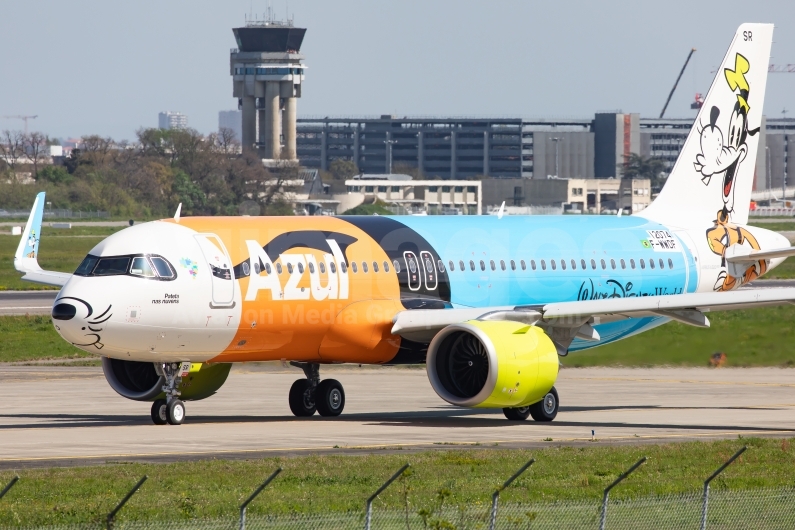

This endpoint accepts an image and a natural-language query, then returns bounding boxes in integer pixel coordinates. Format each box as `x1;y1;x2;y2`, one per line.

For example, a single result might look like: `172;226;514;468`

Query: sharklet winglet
174;203;182;223
14;192;71;287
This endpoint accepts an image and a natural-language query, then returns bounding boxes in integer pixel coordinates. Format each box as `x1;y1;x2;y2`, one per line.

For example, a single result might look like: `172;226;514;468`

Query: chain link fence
2;488;794;530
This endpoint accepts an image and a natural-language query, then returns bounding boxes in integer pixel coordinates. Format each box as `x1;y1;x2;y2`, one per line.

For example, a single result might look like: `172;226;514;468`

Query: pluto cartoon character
693;53;764;291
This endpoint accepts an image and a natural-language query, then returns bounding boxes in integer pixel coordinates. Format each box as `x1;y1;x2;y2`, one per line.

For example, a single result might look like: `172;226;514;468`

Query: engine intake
101;357;232;402
426;321;558;408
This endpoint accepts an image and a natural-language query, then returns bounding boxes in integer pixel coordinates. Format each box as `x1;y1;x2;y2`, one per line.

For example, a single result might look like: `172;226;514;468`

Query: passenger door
194;233;235;307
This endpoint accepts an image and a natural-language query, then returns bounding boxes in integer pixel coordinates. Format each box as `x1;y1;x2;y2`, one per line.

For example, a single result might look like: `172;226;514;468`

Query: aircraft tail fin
14;192;71;287
639;23;774;228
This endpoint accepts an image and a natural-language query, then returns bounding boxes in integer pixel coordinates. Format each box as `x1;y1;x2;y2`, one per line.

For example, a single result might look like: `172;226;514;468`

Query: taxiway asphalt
0;365;792;468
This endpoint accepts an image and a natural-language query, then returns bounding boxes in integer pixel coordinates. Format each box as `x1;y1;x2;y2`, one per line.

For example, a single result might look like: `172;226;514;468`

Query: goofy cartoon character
694;53;765;291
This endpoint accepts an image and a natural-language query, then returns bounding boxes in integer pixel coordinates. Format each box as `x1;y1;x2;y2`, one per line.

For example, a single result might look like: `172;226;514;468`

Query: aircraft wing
13;192;71;288
391;288;795;342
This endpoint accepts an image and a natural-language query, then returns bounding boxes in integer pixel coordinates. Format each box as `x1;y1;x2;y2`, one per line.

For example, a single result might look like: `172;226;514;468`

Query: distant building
296;114;792;192
158;112;188;130
341;174;482;215
218;110;242;142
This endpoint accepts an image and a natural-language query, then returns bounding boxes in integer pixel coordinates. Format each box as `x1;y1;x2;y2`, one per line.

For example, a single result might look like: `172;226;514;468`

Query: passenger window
650;259;656;270
521;260;526;270
600;259;606;270
459;260;465;271
393;260;401;273
373;261;379;273
620;259;626;269
571;259;576;270
640;259;646;270
551;260;557;270
500;260;506;271
94;257;131;276
610;259;616;270
630;259;635;269
340;262;347;273
591;259;596;270
490;260;495;271
74;255;98;276
448;260;455;271
351;262;358;273
363;262;369;273
480;260;486;271
319;262;326;273
580;259;586;269
276;263;283;274
298;263;305;274
330;262;337;273
659;258;665;269
469;260;475;271
130;257;156;278
668;258;674;269
307;262;315;274
531;260;536;270
510;260;516;270
541;260;546;271
287;263;294;274
436;260;444;273
384;261;390;273
561;259;566;270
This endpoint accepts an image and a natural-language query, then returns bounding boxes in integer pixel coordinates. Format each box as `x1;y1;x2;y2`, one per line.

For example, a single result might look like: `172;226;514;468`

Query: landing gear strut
288;362;345;417
151;362;187;425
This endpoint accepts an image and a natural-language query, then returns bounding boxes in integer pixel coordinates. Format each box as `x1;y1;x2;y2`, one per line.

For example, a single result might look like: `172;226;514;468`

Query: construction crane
659;48;696;119
2;115;38;134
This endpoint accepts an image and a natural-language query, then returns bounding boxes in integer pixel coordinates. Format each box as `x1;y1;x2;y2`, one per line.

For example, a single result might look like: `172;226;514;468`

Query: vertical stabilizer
639;24;773;227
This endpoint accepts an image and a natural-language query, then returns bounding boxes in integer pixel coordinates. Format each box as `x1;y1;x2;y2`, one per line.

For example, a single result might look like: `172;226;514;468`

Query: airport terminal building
296;114;794;189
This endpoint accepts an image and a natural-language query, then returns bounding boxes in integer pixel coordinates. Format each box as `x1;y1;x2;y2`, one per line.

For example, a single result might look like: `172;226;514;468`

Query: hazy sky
1;1;793;141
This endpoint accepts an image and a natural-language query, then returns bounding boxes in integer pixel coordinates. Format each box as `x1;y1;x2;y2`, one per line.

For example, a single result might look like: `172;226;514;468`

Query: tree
171;169;206;214
328;159;358;181
37;165;72;184
24;132;50;179
0;130;25;170
619;153;667;190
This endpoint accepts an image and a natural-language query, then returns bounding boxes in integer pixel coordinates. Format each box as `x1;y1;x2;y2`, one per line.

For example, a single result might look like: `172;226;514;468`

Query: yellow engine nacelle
426;321;558;408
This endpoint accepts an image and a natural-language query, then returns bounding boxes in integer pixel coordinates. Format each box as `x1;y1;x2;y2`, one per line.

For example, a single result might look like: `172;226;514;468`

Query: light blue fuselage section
394;215;698;352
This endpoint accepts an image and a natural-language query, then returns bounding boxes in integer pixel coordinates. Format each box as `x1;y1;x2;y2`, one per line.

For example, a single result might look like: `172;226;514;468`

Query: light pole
384;132;397;174
551;137;561;178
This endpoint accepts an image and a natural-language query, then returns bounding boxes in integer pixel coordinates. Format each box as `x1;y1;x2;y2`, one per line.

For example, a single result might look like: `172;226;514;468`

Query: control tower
230;16;306;160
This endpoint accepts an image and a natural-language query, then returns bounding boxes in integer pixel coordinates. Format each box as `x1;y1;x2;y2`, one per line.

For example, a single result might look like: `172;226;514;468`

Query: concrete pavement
0;365;792;468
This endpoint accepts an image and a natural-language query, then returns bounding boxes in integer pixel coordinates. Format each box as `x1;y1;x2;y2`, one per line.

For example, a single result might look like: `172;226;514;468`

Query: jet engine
426;320;558;408
101;358;232;402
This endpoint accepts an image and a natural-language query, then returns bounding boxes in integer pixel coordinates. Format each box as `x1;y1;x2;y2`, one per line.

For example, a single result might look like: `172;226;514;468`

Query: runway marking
566;376;795;388
1;430;793;464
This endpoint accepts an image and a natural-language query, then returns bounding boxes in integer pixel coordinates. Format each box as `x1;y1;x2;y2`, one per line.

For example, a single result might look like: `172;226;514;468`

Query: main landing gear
288;362;345;417
151;362;187;426
503;386;559;422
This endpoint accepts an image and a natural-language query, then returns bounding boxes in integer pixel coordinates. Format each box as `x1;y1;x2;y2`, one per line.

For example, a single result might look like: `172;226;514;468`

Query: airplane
14;23;795;426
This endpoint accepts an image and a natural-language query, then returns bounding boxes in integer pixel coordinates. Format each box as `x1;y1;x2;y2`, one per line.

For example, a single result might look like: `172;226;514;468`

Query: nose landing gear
150;362;187;425
288;362;346;417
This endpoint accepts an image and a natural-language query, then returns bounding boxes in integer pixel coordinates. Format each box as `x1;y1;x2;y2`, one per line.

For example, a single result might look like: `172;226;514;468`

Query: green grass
0;226;124;290
749;222;795;232
565;305;795;367
0;439;791;525
0;316;89;361
1;305;795;366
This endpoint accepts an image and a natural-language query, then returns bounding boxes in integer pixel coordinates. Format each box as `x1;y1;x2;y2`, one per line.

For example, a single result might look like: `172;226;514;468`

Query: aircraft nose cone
52;303;77;321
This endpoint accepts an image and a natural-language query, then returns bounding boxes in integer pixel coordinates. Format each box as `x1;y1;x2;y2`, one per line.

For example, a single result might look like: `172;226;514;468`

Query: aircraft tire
151;399;168;425
166;399;185;425
503;405;531;421
529;387;559;422
316;379;345;417
289;379;317;417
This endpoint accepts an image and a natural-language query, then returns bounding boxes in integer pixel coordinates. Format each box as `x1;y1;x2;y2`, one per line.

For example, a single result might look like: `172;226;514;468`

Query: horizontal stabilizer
724;244;795;263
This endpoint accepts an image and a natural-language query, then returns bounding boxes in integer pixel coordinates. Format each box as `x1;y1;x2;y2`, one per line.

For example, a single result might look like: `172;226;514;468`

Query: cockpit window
74;256;99;276
130;257;156;278
73;253;176;281
93;257;131;276
150;256;176;279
